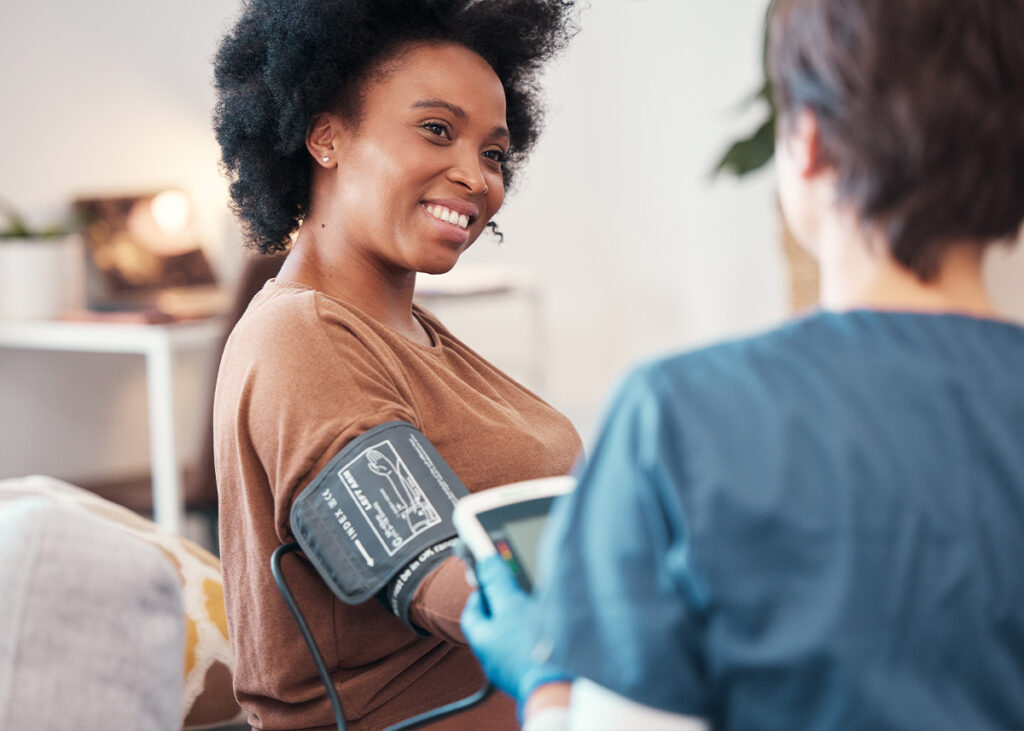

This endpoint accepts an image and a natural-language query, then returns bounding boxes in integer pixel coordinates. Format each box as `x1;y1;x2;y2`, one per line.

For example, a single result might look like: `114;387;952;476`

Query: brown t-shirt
213;280;582;730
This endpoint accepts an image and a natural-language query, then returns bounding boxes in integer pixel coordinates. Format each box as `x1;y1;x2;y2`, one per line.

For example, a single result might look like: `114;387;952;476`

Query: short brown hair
769;0;1024;279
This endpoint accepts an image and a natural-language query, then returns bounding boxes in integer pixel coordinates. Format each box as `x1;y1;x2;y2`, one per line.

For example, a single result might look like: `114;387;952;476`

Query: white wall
0;0;239;482
0;0;239;262
450;0;788;436
1;0;1022;483
986;245;1024;318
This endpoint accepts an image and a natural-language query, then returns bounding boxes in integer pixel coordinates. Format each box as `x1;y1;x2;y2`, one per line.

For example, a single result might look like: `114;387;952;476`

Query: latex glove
460;554;570;704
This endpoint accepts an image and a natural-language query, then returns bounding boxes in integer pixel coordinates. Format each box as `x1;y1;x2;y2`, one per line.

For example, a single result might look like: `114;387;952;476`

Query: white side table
0;318;224;533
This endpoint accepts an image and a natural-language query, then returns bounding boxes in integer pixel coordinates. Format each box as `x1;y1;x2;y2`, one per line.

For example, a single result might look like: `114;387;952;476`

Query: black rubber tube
272;542;493;731
271;542;347;731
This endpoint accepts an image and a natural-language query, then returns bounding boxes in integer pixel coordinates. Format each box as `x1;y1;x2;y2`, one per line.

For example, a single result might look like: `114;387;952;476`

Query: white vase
0;235;85;320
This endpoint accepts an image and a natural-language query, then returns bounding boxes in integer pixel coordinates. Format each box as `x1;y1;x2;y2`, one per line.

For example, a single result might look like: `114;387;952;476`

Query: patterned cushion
0;475;244;729
0;498;184;730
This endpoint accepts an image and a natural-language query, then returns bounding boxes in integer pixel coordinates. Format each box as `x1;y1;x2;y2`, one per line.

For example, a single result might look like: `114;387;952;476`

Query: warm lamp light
150;190;191;235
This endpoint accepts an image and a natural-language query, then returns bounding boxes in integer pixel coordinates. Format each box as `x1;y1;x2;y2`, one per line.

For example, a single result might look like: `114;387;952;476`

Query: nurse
462;0;1024;728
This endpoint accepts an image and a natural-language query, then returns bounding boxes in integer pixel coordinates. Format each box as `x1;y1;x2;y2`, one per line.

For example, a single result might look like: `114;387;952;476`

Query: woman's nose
447;148;489;195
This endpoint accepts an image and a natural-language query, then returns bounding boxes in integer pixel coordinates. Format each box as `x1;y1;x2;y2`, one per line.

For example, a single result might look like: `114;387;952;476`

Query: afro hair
213;0;579;253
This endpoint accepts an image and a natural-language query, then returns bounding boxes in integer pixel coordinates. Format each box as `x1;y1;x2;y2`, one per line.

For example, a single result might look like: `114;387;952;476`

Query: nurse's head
768;0;1024;281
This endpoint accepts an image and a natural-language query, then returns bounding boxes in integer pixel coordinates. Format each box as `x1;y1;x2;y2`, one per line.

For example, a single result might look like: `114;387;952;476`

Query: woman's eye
483;149;508;164
422;122;450;139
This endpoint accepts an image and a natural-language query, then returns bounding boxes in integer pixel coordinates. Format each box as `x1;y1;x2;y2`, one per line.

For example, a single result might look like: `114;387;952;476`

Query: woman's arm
407;556;473;644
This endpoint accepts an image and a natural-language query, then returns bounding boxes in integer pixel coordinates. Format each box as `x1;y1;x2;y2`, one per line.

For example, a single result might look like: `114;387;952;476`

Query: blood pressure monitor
453;475;575;592
279;426;572;731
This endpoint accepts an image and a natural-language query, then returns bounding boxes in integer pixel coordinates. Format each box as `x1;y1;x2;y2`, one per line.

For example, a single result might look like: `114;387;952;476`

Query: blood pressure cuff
289;421;469;632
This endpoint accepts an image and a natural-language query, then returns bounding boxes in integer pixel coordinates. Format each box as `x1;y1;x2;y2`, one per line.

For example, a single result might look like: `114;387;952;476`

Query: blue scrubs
536;311;1024;730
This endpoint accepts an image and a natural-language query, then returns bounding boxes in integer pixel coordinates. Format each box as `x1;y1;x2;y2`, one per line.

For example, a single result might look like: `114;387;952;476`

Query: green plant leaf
0;197;78;239
713;115;776;178
0;198;31;237
713;0;781;179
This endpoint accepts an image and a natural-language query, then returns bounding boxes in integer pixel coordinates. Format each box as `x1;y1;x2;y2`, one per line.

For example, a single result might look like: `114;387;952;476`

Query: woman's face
315;42;508;276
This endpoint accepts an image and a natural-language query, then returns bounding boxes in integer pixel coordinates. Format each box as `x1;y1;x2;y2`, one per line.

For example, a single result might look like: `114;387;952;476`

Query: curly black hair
213;0;578;253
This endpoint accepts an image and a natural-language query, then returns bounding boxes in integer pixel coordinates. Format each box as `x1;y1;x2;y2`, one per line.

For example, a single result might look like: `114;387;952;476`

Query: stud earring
321;155;329;163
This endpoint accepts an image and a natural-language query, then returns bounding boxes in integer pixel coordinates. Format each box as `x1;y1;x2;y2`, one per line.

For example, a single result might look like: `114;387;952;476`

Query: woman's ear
306;113;339;168
785;108;828;179
775;107;832;256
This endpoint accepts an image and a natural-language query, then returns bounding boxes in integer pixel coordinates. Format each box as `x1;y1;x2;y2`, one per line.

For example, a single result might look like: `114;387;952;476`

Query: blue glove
460;554;570;704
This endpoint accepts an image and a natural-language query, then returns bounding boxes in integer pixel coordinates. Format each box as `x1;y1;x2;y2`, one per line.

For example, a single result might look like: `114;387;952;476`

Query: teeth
425;204;469;230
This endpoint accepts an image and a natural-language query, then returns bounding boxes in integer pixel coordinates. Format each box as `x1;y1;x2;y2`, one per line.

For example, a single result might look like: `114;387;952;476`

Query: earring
321;155;329;163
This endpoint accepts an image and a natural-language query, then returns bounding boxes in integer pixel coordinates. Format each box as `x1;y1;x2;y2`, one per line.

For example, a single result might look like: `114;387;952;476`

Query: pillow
0;498;183;730
0;475;245;729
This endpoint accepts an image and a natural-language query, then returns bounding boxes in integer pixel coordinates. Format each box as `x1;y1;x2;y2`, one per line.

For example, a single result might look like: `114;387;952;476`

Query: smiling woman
291;42;511;321
210;2;580;730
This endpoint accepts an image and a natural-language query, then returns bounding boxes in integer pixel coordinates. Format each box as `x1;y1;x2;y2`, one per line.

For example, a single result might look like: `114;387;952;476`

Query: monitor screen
479;497;557;592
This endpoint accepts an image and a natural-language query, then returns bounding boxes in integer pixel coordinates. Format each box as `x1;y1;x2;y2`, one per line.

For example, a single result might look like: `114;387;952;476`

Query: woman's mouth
423;203;470;230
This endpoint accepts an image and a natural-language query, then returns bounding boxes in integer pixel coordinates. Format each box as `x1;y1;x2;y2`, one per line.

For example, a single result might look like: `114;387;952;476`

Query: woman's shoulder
229;280;383;348
223;280;312;355
237;276;312;320
223;280;398;378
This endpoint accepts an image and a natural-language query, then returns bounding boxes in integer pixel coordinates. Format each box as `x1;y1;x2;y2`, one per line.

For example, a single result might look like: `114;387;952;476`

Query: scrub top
536;310;1024;730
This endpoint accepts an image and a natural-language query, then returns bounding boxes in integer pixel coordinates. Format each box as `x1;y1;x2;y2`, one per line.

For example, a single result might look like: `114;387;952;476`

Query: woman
211;2;580;729
464;0;1024;729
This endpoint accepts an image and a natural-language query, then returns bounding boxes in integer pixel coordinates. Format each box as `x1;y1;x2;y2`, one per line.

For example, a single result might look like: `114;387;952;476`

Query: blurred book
74;190;230;320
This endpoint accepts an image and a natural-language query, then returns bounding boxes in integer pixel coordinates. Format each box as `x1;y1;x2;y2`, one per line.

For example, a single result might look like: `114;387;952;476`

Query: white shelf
0;317;225;533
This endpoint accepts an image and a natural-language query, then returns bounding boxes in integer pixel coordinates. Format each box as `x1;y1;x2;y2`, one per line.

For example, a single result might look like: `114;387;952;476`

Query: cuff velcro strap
381;536;458;634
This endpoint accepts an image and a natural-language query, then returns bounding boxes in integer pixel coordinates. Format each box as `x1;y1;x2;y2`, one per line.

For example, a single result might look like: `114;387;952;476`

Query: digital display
487;512;549;592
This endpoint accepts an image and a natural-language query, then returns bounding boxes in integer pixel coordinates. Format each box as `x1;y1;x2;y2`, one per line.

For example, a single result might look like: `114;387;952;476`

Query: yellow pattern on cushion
185;614;198;675
204;578;230;643
0;476;245;729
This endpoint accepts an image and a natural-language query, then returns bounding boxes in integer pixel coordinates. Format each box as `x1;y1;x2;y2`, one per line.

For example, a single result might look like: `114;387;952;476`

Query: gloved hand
460;554;570;704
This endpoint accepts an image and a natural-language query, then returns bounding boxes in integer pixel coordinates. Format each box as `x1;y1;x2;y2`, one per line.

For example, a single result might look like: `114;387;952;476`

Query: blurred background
2;0;1022;545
